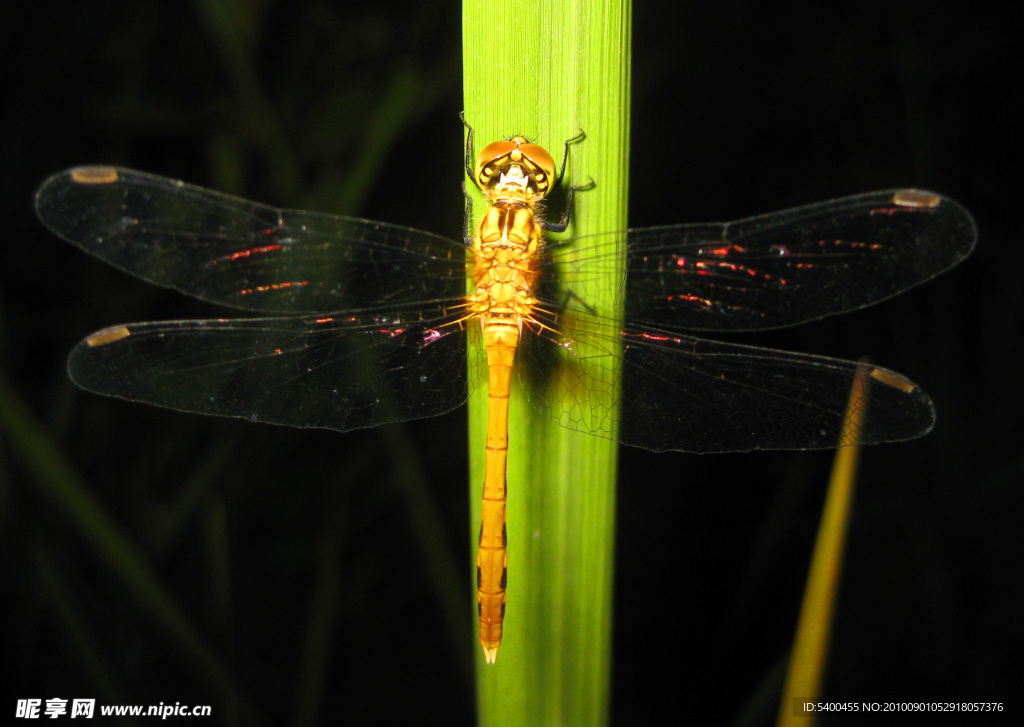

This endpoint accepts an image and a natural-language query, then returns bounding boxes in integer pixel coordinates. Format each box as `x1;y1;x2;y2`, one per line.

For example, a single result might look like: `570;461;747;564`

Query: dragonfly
35;127;975;663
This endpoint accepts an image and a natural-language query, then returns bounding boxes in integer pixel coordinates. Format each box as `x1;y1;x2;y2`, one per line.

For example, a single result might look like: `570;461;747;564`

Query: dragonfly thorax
470;199;540;324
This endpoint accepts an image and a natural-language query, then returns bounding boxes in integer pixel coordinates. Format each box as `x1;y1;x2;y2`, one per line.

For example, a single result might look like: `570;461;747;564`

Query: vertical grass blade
463;0;631;724
777;362;871;726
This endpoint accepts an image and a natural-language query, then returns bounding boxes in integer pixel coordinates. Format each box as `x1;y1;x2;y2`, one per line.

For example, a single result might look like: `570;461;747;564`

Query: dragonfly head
474;136;556;198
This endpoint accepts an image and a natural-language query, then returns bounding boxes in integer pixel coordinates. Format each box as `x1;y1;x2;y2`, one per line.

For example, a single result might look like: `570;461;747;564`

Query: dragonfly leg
542;177;596;233
462;181;475;244
460;111;479;189
543;126;593;233
554;127;587;189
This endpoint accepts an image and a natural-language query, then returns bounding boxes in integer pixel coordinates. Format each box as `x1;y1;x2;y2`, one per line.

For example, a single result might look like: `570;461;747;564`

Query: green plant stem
463;1;631;724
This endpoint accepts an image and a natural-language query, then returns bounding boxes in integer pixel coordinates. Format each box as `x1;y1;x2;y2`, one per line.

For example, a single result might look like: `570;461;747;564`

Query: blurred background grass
1;0;1018;724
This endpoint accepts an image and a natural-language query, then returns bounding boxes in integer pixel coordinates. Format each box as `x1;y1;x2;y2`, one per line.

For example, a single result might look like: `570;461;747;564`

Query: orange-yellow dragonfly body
35;119;975;664
463;127;587;662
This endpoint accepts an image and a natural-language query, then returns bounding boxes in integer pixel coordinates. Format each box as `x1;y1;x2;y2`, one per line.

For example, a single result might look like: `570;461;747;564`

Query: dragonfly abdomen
477;322;516;663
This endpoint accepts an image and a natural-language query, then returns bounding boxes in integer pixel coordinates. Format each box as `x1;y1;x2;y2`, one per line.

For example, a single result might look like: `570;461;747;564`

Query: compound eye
475;140;517;186
517;143;556;193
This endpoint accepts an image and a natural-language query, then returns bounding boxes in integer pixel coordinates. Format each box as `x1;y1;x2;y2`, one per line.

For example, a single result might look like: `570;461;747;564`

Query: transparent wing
68;311;476;432
520;310;933;454
520;188;974;452
549;189;976;332
35;167;469;315
41;170;972;450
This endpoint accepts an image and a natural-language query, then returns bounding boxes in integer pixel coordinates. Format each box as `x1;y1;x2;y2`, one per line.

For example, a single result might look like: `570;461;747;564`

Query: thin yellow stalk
777;362;871;726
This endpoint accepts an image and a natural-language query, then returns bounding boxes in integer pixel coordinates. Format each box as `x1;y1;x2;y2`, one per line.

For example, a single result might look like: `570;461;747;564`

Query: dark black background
1;1;1017;725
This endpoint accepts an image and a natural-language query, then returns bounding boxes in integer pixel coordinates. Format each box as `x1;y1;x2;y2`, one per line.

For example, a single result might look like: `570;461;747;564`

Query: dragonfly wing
522;304;932;453
68;313;473;431
517;312;624;443
528;189;972;452
553;190;975;332
616;326;934;453
35;167;468;315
